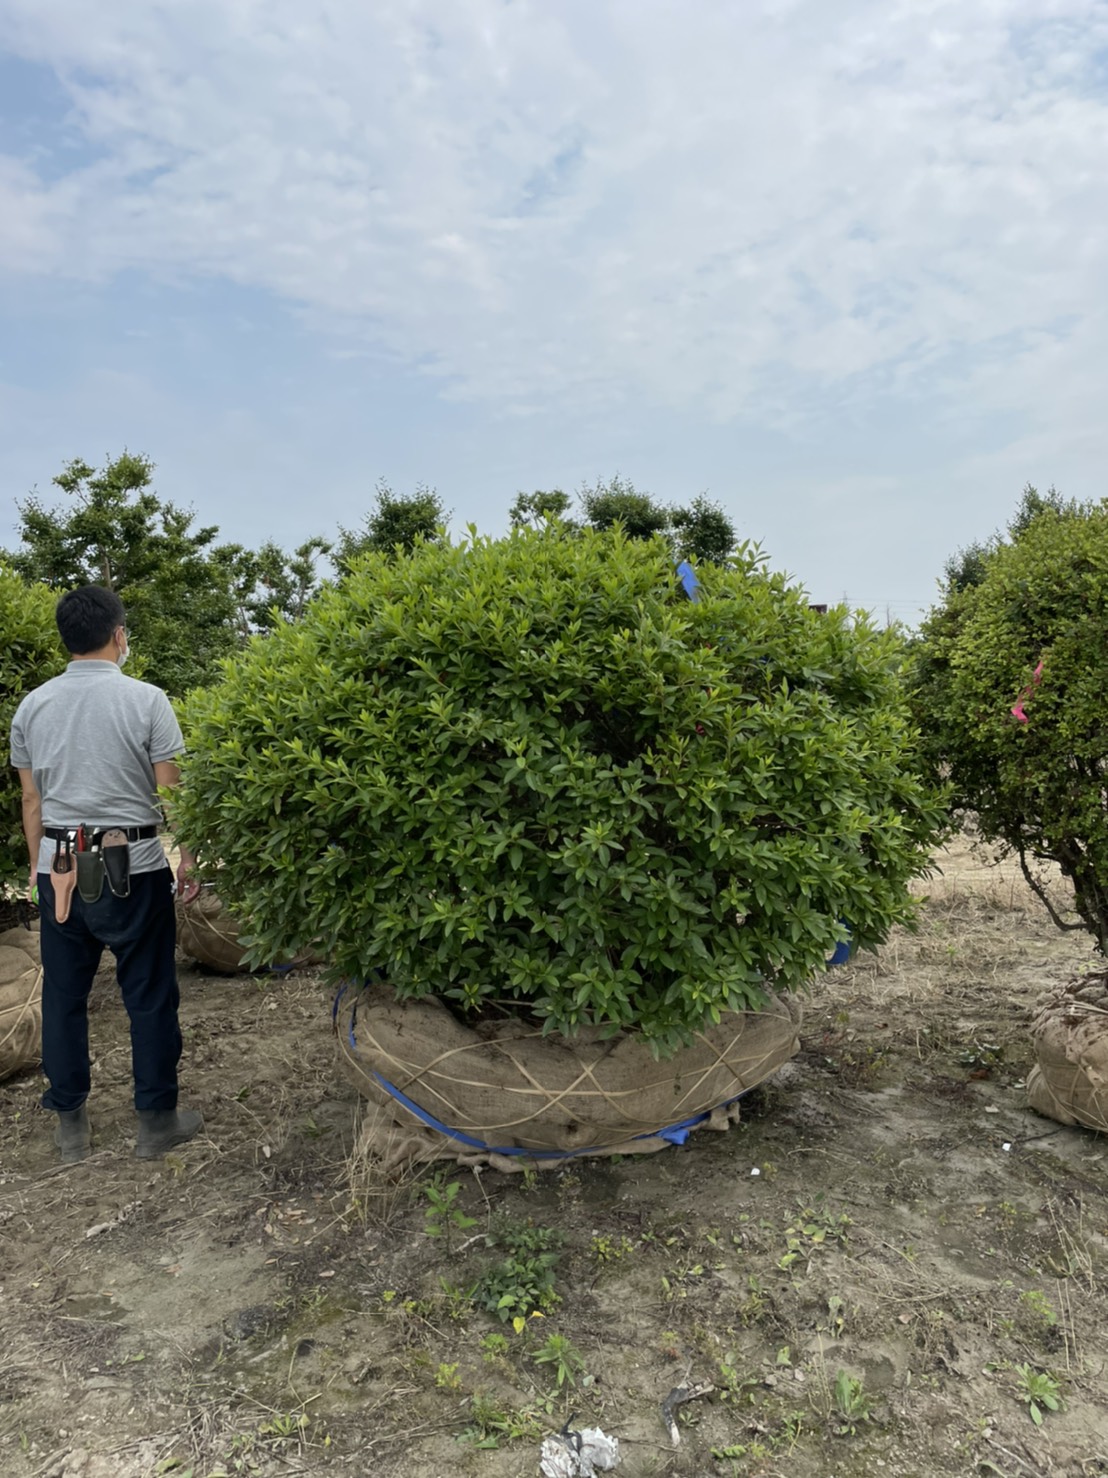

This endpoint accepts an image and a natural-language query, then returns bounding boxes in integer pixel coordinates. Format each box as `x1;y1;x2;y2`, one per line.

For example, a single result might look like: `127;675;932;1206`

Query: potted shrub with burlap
1;566;65;1080
174;528;944;1167
912;494;1108;1132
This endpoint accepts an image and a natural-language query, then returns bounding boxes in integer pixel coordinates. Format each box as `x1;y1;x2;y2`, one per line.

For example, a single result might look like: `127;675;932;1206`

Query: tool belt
47;824;151;919
44;825;157;843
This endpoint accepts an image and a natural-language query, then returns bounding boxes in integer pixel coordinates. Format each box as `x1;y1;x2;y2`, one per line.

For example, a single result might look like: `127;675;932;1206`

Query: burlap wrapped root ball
1028;973;1108;1132
0;924;42;1081
337;979;802;1171
175;887;319;975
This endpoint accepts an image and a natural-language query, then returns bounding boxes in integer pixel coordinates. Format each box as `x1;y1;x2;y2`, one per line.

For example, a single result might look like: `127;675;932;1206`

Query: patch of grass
458;1392;543;1449
591;1232;634;1264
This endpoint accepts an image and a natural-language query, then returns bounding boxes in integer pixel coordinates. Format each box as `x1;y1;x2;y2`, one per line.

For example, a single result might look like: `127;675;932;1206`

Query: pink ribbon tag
1011;659;1044;723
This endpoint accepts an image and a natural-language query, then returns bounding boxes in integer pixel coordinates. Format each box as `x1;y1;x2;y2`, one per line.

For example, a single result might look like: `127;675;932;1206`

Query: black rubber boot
135;1107;204;1159
54;1106;91;1164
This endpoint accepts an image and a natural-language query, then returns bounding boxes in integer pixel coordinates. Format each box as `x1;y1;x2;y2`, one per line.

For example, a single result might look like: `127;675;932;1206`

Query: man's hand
176;846;201;905
18;769;43;902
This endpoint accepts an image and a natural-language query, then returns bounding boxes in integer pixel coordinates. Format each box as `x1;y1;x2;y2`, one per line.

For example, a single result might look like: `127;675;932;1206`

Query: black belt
44;825;159;842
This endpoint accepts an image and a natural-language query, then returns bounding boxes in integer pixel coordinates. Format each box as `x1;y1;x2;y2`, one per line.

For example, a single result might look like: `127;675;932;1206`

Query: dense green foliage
941;485;1078;594
1;567;66;890
176;529;943;1053
912;496;1108;950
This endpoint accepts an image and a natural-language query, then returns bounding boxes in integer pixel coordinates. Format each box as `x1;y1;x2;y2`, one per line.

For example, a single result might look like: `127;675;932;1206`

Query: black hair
55;586;127;655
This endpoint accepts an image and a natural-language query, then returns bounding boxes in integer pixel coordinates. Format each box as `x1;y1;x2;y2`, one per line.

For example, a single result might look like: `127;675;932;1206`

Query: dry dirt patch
2;839;1108;1477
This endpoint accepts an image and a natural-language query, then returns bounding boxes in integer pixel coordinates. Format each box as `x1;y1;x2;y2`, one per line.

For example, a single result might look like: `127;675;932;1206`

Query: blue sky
2;0;1107;622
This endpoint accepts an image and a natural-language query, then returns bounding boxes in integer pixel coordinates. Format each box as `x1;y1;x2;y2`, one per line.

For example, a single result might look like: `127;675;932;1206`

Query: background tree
576;477;737;566
334;481;448;571
1;566;66;893
509;489;575;530
4;453;240;695
911;491;1108;949
578;474;670;542
670;493;737;566
216;536;332;637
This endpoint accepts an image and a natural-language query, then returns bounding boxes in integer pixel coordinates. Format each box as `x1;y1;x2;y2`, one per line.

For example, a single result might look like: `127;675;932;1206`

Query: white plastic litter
539;1426;621;1476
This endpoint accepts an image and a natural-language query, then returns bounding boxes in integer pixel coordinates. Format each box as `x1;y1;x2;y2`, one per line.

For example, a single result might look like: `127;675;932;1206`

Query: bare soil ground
3;838;1108;1478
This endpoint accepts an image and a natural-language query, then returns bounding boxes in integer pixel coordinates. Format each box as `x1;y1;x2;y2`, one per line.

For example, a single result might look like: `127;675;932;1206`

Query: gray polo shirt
10;660;184;875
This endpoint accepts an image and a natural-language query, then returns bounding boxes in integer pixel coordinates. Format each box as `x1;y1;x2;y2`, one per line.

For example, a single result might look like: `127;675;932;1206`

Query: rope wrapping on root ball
0;925;42;1082
175;887;249;973
335;979;801;1172
1028;972;1108;1132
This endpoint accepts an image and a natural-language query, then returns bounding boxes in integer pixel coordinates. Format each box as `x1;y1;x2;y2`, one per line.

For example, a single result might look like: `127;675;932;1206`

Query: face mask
116;632;130;669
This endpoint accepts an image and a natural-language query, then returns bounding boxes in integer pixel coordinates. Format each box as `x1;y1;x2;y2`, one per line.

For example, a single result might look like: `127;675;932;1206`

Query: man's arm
18;768;43;898
154;759;200;903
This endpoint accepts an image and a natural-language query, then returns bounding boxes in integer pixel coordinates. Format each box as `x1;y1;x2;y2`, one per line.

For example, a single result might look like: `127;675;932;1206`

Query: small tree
578;477;737;566
217;536;332;636
509;489;575;530
1;567;66;891
912;495;1108;948
578;474;670;542
175;529;945;1055
335;482;448;571
670;493;737;566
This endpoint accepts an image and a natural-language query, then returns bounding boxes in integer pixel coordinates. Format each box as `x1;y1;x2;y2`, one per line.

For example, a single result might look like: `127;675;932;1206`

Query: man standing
9;585;204;1163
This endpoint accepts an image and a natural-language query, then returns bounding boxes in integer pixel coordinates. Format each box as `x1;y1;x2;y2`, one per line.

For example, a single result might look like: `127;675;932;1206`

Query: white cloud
1;0;1107;437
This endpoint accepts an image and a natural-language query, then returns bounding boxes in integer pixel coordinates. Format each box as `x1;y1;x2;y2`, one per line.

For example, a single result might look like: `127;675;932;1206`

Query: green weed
423;1175;478;1247
532;1332;586;1389
472;1222;563;1322
1013;1364;1063;1425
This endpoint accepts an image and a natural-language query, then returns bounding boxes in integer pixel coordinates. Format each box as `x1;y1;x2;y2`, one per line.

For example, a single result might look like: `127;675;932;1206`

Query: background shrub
911;497;1108;949
1;567;66;891
175;529;944;1053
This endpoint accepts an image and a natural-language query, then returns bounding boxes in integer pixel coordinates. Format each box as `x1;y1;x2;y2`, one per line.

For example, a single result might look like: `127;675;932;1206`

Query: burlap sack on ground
176;887;322;975
0;924;42;1082
336;980;801;1172
176;887;249;973
1027;972;1108;1132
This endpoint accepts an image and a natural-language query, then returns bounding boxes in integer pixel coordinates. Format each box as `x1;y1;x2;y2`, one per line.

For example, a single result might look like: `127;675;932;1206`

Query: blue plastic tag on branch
676;560;700;601
826;929;853;967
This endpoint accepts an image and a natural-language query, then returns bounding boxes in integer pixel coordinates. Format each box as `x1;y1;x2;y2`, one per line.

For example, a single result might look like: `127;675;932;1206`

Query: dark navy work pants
37;866;181;1113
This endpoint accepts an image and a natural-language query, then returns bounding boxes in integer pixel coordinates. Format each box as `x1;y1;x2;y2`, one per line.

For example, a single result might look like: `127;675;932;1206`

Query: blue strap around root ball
334;982;720;1157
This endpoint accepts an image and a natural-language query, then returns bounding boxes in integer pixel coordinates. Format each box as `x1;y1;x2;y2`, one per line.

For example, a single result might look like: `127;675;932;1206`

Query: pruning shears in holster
51;830;77;924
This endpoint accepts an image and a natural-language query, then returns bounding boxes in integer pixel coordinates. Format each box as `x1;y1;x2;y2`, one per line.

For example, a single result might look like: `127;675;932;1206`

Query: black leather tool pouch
76;850;106;904
102;829;132;898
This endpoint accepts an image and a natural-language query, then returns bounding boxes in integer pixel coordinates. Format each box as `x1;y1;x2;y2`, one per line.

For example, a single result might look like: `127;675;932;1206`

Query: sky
1;0;1106;622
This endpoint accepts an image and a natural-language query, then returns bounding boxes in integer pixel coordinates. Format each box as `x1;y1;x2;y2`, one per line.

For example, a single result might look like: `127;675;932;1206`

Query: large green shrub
175;529;944;1053
1;567;66;890
912;499;1108;950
